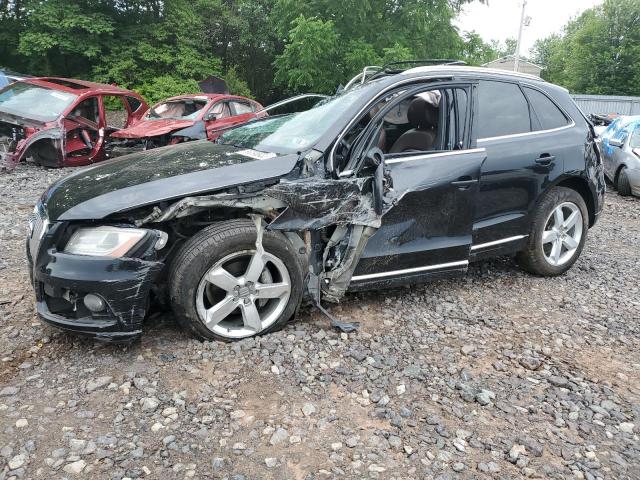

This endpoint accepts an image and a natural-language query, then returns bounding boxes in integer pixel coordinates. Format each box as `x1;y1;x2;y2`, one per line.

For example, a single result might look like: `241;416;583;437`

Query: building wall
483;58;542;77
571;94;640;116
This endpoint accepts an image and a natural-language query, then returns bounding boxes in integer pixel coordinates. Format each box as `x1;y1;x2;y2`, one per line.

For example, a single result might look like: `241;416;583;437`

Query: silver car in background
600;116;640;197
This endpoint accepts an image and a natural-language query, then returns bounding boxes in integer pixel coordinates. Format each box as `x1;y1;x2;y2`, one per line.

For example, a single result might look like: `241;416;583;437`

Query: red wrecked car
0;77;148;169
107;94;267;156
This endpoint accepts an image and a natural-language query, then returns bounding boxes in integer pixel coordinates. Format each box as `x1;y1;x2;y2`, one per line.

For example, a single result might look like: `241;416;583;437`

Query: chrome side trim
385;148;486;165
351;260;468;282
470;235;527;251
477;122;575;144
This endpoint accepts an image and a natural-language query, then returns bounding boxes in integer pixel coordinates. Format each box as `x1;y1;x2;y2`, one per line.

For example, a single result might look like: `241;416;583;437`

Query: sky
455;0;604;55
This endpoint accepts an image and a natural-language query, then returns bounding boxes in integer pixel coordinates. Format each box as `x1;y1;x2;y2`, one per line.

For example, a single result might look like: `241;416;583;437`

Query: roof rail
343;60;467;90
378;59;467;72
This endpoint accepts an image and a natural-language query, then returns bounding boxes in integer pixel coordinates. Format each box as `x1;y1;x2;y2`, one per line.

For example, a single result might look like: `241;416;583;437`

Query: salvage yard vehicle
0;67;30;88
599;115;640;197
107;94;265;156
0;77;147;168
27;65;605;342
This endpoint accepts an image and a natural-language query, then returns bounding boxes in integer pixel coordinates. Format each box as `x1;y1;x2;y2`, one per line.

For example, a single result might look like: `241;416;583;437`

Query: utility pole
514;0;527;72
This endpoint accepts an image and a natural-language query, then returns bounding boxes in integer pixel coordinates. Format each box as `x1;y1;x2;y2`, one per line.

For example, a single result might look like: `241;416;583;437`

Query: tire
168;219;304;341
516;187;589;276
617;167;632;196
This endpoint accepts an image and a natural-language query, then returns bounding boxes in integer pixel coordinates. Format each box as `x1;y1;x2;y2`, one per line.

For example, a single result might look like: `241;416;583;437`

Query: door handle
451;176;478;189
535;154;556;165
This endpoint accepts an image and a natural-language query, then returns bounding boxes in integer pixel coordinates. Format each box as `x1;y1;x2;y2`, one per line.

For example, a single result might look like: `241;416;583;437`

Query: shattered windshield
0;82;77;122
146;99;207;120
218;87;368;153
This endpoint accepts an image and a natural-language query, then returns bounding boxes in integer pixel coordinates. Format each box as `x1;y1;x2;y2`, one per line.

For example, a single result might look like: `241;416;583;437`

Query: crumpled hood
42;140;299;221
110;119;195;139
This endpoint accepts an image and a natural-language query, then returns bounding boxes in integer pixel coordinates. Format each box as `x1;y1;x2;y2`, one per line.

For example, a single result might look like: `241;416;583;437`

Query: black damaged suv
28;65;605;342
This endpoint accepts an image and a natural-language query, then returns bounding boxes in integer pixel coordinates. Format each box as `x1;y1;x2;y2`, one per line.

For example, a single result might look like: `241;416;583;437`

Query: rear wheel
617;167;632;196
517;187;588;276
169;219;304;341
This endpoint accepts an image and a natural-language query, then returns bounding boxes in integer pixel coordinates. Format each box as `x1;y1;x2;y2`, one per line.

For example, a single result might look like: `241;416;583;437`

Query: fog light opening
83;294;106;313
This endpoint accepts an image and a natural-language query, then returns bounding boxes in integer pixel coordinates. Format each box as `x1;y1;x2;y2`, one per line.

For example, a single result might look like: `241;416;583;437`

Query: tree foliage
1;0;499;102
531;0;640;95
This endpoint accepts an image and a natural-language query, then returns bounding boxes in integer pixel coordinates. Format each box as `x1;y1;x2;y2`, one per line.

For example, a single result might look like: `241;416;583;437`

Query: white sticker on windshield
50;91;74;100
235;149;277;160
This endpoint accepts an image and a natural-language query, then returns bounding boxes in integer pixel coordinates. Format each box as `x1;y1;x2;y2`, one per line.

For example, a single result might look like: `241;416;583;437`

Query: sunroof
44;79;87;90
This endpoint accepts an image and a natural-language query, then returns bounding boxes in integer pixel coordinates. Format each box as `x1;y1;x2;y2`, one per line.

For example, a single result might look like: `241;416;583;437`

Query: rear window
524;87;569;130
477;81;531;139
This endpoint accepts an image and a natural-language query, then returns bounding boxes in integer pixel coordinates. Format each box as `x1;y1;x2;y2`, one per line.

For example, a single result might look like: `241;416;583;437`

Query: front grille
28;204;48;260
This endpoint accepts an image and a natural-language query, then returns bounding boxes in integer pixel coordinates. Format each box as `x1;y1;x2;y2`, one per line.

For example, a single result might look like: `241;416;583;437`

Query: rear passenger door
472;80;572;258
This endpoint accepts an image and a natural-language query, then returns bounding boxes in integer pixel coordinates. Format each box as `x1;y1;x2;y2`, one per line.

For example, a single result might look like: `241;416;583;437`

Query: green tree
534;0;640;95
274;16;340;93
17;0;114;77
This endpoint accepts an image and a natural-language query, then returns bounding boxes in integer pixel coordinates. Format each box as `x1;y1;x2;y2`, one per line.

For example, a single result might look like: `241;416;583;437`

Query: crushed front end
27;204;165;341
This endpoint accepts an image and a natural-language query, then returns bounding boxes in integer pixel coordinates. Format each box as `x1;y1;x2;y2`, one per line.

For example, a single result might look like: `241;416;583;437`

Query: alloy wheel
195;249;291;339
541;202;583;267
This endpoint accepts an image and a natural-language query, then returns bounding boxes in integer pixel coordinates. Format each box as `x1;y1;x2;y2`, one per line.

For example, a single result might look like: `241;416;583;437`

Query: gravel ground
1;163;639;480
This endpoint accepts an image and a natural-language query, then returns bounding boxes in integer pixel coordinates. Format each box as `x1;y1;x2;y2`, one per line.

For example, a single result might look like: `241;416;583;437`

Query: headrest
407;97;438;129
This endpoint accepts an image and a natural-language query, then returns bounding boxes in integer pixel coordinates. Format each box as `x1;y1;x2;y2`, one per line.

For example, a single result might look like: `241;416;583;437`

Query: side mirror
204;113;218;121
364;147;384;168
609;138;624;148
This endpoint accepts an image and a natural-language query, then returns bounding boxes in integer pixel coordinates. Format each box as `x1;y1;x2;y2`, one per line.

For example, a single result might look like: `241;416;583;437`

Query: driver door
348;84;487;286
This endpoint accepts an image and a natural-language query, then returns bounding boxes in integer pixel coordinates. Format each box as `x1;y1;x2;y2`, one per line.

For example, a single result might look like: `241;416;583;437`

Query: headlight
64;226;148;257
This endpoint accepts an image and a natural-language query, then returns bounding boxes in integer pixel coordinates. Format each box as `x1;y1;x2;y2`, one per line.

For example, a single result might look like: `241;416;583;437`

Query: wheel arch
613;163;627;184
551;176;596;227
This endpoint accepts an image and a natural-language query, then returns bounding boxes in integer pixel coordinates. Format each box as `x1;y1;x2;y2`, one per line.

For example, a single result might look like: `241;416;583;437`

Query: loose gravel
1;163;639;479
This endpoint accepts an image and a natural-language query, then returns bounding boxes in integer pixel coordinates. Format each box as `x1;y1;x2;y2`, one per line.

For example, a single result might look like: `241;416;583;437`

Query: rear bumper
31;248;163;342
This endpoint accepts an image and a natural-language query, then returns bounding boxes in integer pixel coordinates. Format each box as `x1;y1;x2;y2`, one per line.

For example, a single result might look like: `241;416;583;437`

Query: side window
368;87;467;155
523;87;569;130
71;97;99;124
102;95;128;129
477;81;531;139
208;102;230;119
230;101;253;115
125;96;142;113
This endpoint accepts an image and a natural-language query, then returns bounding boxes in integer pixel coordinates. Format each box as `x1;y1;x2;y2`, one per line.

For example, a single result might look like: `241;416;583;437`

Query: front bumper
0;150;18;169
30;238;163;341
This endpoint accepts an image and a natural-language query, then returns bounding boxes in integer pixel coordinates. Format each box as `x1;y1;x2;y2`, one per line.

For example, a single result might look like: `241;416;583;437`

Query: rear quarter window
476;81;531;139
523;87;570;130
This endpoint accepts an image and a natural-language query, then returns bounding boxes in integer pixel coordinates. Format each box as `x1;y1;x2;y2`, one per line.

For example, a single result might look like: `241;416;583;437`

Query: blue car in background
599;116;640;197
0;68;30;88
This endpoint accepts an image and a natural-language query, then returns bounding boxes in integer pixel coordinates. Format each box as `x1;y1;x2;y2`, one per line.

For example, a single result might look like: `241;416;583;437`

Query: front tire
617;167;632;196
517;187;588;276
169;219;304;341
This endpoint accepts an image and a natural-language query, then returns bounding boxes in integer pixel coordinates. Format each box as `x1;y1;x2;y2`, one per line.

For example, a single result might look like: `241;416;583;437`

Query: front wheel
517;187;589;276
169;219;304;341
617;167;632;196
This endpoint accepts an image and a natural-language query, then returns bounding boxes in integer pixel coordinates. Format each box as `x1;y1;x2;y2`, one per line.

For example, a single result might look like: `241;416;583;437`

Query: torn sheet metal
266;178;382;230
